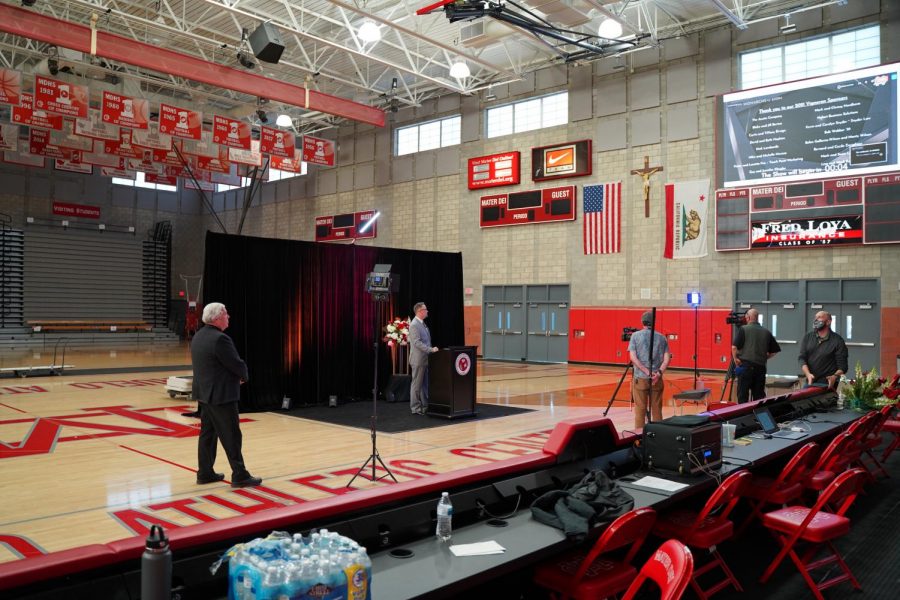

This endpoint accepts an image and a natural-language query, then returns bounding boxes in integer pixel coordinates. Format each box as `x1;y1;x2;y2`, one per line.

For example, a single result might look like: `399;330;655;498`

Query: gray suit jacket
191;324;249;405
409;317;432;367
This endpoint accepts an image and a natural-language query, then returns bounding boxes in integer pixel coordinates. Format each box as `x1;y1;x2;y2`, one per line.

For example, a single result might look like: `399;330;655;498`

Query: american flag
583;182;621;254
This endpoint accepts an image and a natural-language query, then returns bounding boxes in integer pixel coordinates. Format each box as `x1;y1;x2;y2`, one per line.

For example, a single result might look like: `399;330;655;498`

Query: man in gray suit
191;302;261;488
409;301;438;415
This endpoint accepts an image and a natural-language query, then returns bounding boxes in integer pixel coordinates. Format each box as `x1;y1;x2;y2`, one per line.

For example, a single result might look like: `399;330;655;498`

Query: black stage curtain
202;231;464;411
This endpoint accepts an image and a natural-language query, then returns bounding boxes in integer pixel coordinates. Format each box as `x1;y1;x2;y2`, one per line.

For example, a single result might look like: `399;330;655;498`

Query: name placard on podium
427;346;476;419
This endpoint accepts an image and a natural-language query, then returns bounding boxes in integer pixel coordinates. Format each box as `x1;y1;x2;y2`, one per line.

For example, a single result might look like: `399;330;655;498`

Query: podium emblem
454;353;471;376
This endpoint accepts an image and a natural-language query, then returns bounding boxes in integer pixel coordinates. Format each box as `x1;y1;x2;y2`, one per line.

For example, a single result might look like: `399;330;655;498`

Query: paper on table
449;541;506;557
630;475;689;492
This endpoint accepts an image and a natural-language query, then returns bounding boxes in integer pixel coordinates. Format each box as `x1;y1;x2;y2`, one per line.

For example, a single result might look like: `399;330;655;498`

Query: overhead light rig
417;0;649;63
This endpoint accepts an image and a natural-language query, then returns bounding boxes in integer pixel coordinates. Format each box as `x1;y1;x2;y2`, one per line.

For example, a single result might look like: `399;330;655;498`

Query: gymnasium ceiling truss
0;0;856;133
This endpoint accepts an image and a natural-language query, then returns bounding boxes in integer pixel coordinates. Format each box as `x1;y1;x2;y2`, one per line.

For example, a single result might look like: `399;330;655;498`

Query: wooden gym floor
0;343;717;564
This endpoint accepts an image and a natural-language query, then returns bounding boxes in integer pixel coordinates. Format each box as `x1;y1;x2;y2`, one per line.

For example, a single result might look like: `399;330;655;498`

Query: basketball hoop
180;275;202;338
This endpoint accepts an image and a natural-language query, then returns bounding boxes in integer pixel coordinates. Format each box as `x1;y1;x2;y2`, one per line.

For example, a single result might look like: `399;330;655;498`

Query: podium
427;346;477;419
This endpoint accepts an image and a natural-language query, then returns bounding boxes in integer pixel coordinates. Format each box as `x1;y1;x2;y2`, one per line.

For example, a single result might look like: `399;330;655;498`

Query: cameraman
628;311;671;430
731;308;781;403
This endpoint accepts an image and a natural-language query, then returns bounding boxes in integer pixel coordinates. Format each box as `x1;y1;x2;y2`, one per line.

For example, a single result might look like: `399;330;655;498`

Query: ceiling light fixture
598;18;623;39
358;20;381;43
276;113;292;127
449;60;470;79
780;15;797;34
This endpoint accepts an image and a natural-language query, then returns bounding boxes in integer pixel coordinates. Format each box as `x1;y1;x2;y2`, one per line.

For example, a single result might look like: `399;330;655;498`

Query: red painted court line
119;444;201;476
0;402;29;414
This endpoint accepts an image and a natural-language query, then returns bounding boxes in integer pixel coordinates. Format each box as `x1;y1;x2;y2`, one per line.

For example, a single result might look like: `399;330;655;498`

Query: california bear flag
664;179;709;259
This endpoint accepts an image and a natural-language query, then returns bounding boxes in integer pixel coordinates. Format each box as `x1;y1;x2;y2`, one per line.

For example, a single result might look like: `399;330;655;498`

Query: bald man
731;308;781;403
799;310;848;389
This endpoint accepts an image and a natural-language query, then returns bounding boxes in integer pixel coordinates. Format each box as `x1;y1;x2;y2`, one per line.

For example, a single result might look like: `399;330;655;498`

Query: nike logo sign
547;152;572;165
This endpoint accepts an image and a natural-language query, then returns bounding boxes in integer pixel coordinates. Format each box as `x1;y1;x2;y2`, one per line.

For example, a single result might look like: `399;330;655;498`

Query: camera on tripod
621;327;638;342
725;311;746;325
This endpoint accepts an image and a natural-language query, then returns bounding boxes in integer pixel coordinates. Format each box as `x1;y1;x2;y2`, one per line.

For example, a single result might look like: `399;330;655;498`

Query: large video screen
719;63;900;187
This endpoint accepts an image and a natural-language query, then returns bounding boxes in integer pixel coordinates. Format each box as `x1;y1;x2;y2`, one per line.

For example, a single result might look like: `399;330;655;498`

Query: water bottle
837;387;845;410
436;492;453;542
257;565;284;600
358;547;372;600
141;524;172;600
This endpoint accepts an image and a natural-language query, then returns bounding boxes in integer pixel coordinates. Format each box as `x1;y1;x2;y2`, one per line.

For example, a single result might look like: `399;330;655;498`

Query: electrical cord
688;452;722;486
476;494;523;521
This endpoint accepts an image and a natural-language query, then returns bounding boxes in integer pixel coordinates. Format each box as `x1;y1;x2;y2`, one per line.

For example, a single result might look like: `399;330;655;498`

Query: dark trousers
197;401;250;481
736;362;766;404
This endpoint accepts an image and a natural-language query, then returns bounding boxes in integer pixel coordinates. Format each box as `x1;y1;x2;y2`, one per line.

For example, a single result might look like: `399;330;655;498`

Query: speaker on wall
249;22;285;64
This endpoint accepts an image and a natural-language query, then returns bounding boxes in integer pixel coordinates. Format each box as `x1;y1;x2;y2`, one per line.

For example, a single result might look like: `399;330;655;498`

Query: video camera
725;311;746;325
621;327;638;342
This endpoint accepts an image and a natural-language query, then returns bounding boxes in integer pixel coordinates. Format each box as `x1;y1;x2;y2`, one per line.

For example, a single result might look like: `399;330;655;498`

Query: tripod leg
603;364;632;417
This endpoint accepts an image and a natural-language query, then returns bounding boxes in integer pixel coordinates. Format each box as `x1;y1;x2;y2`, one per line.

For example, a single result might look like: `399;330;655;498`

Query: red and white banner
0;68;22;105
210;165;241;186
127;157;163;175
260;126;294;158
146;172;178;186
102;91;149;129
3;139;45;168
583;182;621;255
301;134;334;166
212;115;252;150
0;124;19;152
195;154;231;173
132;123;173;151
12;94;64;130
270;153;303;173
229;139;262;166
50;121;92;152
52;201;100;219
55;157;93;174
153;146;185;167
468;151;520;189
664;179;710;259
75;109;119;141
100;165;134;179
34;75;89;118
182;131;220;158
158;103;203;140
104;129;143;159
29;128;71;159
83;149;125;168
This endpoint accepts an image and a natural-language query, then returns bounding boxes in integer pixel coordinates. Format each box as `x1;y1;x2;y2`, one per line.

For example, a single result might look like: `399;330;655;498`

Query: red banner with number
212;115;252;149
34;76;89;118
301;135;335;166
158;103;203;140
11;94;63;130
260;126;294;158
102;91;149;129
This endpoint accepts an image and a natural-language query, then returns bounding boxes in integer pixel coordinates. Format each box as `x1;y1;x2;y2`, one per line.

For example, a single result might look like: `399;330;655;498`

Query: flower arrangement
843;362;893;409
383;317;410;346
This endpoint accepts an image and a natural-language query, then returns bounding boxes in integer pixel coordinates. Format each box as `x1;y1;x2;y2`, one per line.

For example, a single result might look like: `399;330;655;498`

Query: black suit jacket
191;324;249;405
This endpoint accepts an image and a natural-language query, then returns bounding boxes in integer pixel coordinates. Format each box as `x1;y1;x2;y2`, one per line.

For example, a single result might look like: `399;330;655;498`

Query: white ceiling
0;0;851;133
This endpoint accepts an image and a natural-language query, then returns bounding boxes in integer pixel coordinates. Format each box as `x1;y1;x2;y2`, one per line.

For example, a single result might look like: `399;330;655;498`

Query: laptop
753;406;808;439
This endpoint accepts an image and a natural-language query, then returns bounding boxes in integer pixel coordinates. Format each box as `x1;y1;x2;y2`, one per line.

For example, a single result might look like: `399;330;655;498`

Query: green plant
846;362;887;409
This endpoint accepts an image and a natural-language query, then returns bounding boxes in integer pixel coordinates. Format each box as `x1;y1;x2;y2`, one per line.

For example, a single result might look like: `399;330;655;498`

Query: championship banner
153;146;186;167
261;126;294;158
104;129;143;159
195;154;231;173
270;153;303;173
100;165;134;179
301;135;334;166
664;179;710;259
55;157;93;175
102;91;149;129
50;121;93;152
3;139;45;168
75;109;119;141
0;68;22;105
145;172;178;186
83;149;126;168
183;174;215;191
229;139;262;166
12;94;64;130
210;165;241;186
34;75;89;118
751;215;863;248
182;130;220;158
127;157;163;175
29;128;71;159
158;103;202;140
0;124;19;152
212;115;252;150
132;123;173;151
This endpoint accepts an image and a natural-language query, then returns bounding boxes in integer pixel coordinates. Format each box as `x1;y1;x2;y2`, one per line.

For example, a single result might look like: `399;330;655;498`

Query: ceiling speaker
249;22;285;64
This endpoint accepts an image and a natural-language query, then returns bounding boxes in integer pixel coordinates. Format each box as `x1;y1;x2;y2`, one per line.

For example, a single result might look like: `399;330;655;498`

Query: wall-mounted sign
315;210;377;242
750;215;863;248
102;91;149;129
479;185;577;228
34;75;89;119
301;135;335;166
261;126;295;158
158;103;203;140
531;140;591;181
467;151;520;189
52;201;100;219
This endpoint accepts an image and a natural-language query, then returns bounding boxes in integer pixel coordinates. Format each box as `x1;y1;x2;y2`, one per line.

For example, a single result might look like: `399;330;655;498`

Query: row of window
113;25;879;191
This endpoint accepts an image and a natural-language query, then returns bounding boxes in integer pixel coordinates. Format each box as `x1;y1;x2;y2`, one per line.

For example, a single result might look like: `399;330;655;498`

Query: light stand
688;292;701;389
603;329;637;417
347;267;398;487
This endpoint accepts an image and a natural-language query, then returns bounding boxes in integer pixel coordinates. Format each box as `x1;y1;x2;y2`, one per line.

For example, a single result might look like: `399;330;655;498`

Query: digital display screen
333;213;355;228
507;190;542;210
719;63;900;187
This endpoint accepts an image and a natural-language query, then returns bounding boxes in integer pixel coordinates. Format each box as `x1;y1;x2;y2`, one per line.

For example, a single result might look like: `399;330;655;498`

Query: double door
483;284;569;363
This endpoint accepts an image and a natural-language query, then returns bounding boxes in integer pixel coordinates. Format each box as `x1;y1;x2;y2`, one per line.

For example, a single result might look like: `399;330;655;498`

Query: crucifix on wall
630;156;664;218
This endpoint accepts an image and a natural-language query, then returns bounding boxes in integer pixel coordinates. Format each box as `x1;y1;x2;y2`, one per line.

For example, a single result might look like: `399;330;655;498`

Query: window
740;25;880;89
113;171;177;192
486;91;568;139
395;115;461;156
216;164;307;192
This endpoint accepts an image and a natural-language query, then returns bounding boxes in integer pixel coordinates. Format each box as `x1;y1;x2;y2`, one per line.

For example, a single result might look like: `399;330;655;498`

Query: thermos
141;524;172;600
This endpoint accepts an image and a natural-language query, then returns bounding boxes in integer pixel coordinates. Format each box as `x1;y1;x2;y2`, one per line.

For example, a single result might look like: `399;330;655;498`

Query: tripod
603;362;633;417
719;359;737;403
347;296;398;487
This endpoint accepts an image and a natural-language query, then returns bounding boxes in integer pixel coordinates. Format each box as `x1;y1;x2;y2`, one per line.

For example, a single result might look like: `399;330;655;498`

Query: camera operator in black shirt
799;310;848;389
731;308;781;403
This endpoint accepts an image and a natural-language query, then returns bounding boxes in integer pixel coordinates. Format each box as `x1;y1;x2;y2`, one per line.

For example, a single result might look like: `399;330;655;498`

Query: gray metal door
842;302;879;373
482;300;505;360
547;285;570;363
504;301;526;360
767;302;802;376
482;285;527;361
526;301;549;362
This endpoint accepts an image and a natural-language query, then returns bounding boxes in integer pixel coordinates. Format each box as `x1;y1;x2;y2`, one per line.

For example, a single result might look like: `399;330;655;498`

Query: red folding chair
859;405;892;478
760;468;867;600
621;539;694;600
651;470;751;600
532;507;657;600
802;432;853;493
881;414;900;462
846;412;881;479
737;442;818;536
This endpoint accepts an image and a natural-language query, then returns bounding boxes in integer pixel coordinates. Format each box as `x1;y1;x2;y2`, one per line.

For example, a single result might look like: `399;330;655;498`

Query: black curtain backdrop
202;231;464;411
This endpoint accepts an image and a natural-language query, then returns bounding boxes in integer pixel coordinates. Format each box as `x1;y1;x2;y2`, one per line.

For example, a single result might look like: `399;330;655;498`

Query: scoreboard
716;172;900;250
480;186;576;228
315;210;377;242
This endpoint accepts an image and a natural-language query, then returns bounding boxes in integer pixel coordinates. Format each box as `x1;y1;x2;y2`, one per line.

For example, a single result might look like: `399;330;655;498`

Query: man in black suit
191;302;261;488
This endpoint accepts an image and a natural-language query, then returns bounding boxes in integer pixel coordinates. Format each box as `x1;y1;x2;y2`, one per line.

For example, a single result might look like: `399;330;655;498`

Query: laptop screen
754;407;779;434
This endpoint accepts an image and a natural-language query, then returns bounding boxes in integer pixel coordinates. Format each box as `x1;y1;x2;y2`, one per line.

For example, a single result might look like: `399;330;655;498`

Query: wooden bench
27;320;152;333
